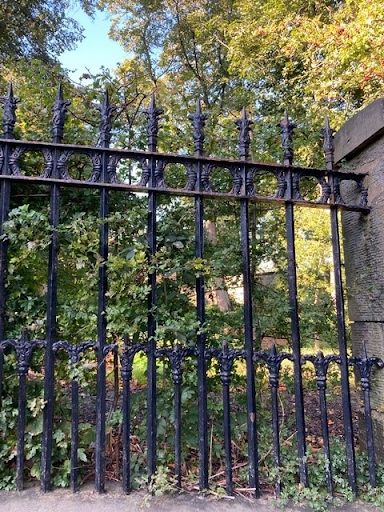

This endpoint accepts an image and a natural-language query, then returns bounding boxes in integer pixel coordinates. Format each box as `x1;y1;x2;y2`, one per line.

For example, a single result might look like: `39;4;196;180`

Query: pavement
0;483;383;512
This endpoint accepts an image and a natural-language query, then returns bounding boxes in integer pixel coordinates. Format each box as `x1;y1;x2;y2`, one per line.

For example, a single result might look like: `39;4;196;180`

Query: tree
0;0;97;64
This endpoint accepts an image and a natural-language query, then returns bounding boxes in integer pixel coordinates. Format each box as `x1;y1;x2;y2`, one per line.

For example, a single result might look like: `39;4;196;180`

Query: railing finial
97;88;116;148
52;83;71;143
321;115;335;171
188;98;209;156
278;110;296;166
0;81;20;139
143;93;163;151
235;107;253;160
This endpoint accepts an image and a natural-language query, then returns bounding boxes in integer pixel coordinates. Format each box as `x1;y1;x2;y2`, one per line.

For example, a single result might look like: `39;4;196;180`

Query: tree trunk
204;219;232;312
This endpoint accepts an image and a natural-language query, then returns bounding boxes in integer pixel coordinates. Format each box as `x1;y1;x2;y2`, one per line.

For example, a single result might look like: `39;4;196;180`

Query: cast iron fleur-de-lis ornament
0;82;20;139
97;89;117;147
352;342;384;392
52;83;71;143
278;110;296;166
259;344;292;389
0;329;45;376
143;94;163;151
304;351;340;390
188;99;209;156
53;340;97;365
120;335;147;382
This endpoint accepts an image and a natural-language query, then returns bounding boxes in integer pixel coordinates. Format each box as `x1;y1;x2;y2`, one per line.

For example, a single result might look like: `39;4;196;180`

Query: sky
59;7;126;81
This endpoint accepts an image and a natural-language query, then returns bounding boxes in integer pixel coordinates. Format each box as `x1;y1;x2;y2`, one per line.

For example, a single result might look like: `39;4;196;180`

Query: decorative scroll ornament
41;149;53;178
321;116;335;171
202;163;213;192
235;107;253;161
155;159;167;188
97;90;117;147
292;173;303;200
89;151;102;182
0;330;45;376
137;157;150;187
231;165;242;195
185;162;197;191
188;99;209;156
0;82;20;138
357;177;368;208
277;110;296;166
317;176;331;204
274;170;287;199
246;168;256;196
52;83;71;143
333;176;344;204
143;95;163;150
9;146;25;176
57;150;73;180
107;154;121;184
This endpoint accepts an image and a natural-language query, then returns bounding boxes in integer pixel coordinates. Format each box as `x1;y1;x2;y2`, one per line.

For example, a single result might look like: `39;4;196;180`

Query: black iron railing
0;82;381;497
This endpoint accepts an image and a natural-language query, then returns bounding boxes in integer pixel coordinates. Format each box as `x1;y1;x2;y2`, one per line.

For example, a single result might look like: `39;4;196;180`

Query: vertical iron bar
330;207;357;493
95;90;115;493
363;383;376;488
318;383;333;494
41;84;70;491
268;345;282;497
70;372;79;492
270;374;281;496
121;336;133;493
220;342;233;496
318;384;333;494
0;83;19;406
144;96;162;480
172;344;183;488
189;100;209;490
16;370;27;491
122;369;131;493
323;117;357;494
278;111;308;486
309;352;334;495
15;330;33;491
235;108;259;495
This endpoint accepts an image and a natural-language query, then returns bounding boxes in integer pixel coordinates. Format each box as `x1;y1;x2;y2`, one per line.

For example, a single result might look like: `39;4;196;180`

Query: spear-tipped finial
143;94;164;151
321;115;335;171
270;343;278;357
188;98;209;156
0;82;20;139
277;110;296;166
97;89;117;148
52;83;71;143
235;107;253;160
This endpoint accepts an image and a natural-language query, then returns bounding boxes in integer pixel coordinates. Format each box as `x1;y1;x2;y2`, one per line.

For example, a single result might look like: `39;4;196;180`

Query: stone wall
335;101;384;461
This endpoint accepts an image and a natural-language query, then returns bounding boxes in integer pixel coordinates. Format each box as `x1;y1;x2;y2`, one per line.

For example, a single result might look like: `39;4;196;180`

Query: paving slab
0;483;383;512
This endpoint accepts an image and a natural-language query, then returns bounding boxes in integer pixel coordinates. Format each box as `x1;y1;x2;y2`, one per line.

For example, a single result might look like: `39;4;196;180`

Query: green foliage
0;352;95;489
0;0;97;64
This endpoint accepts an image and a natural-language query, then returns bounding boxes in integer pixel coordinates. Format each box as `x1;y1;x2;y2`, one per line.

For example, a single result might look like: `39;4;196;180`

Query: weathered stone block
335;99;384;462
335;98;384;163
